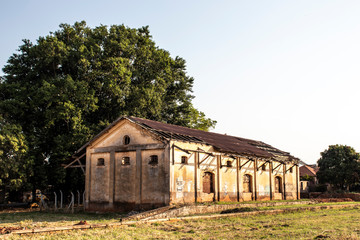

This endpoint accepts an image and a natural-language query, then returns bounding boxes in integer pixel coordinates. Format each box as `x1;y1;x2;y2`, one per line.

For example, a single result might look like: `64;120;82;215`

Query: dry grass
3;204;360;239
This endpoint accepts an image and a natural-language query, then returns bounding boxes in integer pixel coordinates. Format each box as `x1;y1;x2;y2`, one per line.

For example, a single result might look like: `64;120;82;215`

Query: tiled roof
300;165;318;177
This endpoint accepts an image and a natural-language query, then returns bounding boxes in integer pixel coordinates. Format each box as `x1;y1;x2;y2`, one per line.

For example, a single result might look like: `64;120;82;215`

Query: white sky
1;1;360;164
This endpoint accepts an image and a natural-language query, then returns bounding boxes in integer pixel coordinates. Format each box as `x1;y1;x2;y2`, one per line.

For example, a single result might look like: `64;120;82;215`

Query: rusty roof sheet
128;117;288;159
74;116;298;162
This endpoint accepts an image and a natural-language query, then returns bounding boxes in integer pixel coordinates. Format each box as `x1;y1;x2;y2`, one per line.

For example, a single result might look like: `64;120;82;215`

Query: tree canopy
0;115;31;191
0;21;216;193
317;145;360;191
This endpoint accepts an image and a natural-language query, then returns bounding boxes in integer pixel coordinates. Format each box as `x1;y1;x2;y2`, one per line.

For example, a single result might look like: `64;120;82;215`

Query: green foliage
300;174;314;182
317;144;360;190
0;116;31;191
0;21;216;192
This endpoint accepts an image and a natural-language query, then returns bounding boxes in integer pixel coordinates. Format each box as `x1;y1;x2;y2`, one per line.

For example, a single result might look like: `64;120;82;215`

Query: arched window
149;155;158;165
275;176;282;193
122;157;130;165
123;135;130;145
203;172;214;193
181;156;188;164
243;174;252;193
97;158;105;166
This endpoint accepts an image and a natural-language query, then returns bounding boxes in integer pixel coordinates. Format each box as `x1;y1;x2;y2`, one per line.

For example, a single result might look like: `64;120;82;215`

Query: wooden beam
172;144;175;165
173;144;190;154
240;159;252;169
64;153;86;169
272;163;282;173
217;155;221;201
296;165;300;200
257;161;269;171
194;152;198;203
269;161;273;200
285;163;296;173
253;159;257;201
283;164;286;200
66;165;86;168
198;154;212;166
236;157;240;202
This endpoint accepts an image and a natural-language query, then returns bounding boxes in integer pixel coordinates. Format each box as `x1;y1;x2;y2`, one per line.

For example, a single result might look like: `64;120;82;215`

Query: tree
317;145;360;191
0;21;216;192
0;115;32;202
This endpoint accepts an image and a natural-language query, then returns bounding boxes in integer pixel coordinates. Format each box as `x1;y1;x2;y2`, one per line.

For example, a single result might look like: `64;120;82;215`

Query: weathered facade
70;116;300;212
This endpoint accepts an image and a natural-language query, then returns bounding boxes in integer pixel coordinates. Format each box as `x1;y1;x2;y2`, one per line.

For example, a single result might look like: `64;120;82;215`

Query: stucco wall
170;140;299;204
85;120;170;212
84;119;299;212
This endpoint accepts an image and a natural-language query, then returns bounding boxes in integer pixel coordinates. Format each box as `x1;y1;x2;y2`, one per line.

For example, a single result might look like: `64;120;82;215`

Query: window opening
289;167;293;173
123;135;130;145
275;176;282;193
122;157;130;165
262;164;266;171
97;158;105;166
203;172;214;193
226;160;232;167
181;156;188;164
149;155;158;165
243;174;252;193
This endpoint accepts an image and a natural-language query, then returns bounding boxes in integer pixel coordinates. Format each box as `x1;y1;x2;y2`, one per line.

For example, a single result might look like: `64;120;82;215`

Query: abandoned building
67;116;300;212
300;164;319;193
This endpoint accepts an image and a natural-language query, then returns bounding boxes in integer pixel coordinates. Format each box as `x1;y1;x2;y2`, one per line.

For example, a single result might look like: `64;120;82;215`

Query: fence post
60;190;63;209
83;191;85;211
68;192;74;213
77;190;80;207
54;192;57;211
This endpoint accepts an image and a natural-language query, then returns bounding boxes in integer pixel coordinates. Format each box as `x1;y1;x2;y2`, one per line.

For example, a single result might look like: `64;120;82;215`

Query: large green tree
0;115;31;202
0;21;216;192
317;145;360;191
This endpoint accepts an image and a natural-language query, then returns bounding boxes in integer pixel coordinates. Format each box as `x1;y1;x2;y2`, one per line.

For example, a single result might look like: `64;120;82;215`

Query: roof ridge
128;116;262;142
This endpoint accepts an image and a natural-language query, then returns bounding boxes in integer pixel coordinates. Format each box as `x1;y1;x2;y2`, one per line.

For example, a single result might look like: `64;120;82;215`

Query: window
261;164;266;171
123;135;130;145
275;176;282;193
243;174;252;193
289;167;293;173
149;155;158;165
97;158;105;166
181;156;188;164
122;157;130;165
226;160;232;167
203;172;214;193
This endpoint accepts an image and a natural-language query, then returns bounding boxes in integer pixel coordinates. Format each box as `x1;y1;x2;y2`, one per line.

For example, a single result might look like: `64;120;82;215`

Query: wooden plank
269;161;273;200
236;157;240;202
64;152;86;168
240;159;252;169
253;159;257;200
283;164;286;200
194;152;198;203
217;155;221;201
296;165;300;200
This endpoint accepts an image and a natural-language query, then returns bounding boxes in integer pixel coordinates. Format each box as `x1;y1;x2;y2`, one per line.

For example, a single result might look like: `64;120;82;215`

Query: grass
0;211;123;229
208;199;311;205
1;201;359;239
5;206;360;239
